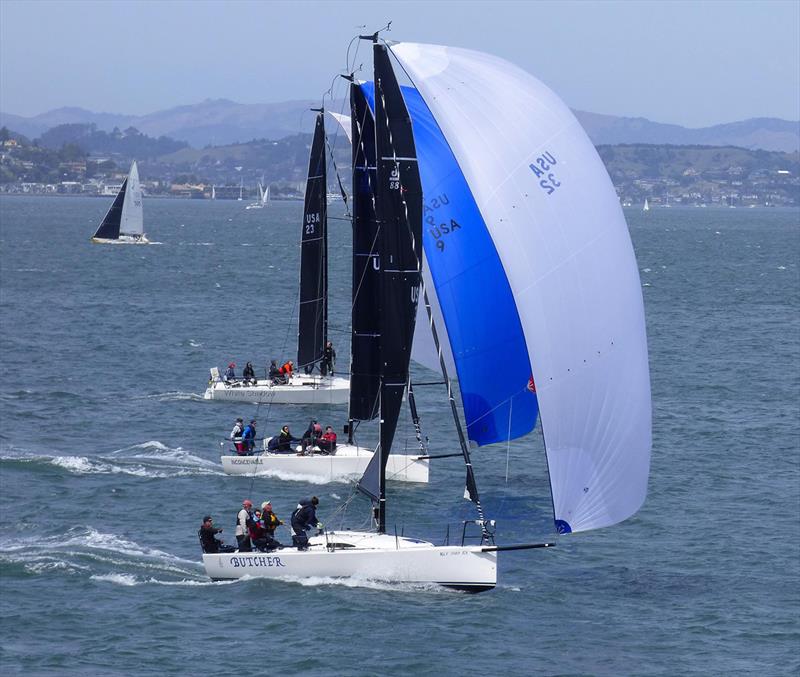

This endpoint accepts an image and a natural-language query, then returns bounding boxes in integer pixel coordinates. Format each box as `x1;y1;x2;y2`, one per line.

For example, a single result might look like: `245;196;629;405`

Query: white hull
203;531;496;591
204;375;349;405
220;442;429;483
91;234;150;245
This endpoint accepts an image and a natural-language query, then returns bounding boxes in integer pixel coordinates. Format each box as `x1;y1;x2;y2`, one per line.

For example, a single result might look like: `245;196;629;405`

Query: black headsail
297;110;328;373
348;83;381;423
92;178;127;240
356;42;423;533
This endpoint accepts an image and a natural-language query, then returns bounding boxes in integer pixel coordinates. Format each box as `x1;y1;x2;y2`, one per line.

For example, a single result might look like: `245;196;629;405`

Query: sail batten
392;42;652;534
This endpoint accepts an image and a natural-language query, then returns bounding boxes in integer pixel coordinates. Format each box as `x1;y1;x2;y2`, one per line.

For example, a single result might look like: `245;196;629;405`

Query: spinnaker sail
391;42;651;533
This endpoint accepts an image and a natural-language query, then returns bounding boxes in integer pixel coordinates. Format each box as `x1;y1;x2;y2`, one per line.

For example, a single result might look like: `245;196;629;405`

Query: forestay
391;42;651;533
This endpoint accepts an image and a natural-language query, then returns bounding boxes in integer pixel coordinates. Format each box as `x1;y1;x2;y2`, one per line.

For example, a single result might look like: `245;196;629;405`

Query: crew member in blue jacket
291;496;321;550
241;419;257;454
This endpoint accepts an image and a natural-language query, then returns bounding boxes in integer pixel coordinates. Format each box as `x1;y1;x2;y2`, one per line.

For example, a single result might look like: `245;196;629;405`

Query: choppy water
0;196;798;676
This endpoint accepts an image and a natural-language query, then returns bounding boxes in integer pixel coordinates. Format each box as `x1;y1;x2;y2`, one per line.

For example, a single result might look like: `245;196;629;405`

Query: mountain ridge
2;100;798;153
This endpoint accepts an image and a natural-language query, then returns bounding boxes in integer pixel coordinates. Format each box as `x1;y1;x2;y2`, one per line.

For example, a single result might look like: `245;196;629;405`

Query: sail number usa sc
529;151;561;195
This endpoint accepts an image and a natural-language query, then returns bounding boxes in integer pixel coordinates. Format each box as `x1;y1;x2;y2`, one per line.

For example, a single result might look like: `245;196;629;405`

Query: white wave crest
135;391;205;402
92;572;139;586
48;454;220;478
0;527;204;582
277;574;453;594
247;468;345;485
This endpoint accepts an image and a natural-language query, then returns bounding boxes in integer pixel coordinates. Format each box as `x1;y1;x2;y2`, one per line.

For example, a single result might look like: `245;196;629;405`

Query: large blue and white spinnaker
387;42;651;534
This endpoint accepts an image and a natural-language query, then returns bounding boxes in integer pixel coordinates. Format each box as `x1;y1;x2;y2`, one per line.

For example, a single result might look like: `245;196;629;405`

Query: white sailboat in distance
91;161;149;244
245;181;270;209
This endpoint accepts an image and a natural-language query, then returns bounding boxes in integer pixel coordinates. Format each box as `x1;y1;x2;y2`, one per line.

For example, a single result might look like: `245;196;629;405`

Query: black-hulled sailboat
205;111;349;405
91;161;149;244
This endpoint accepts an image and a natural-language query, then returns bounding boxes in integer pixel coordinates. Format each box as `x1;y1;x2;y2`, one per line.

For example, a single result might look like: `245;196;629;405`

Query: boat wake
0;441;223;478
0;527;205;584
246;467;351;485
135;391;206;402
275;574;461;594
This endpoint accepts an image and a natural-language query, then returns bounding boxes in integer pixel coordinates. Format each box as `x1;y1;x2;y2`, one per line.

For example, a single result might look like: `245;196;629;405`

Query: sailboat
237;177;243;201
245;181;270;209
204;111;349;405
219;95;428;483
643;198;650;212
203;39;651;590
91;161;149;244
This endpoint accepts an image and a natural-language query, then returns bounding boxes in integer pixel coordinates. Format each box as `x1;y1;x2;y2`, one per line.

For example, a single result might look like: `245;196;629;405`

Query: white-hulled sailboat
203;37;651;591
91;161;149;244
204;111;349;405
245;181;270;209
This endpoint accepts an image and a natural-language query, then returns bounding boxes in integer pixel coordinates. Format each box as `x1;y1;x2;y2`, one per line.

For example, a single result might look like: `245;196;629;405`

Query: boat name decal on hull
230;555;286;568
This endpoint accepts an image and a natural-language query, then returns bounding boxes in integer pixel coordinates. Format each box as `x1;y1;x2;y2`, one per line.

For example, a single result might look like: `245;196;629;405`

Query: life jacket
280;362;293;376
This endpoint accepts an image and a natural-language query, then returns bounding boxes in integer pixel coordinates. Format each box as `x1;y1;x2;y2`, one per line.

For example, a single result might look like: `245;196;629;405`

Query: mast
367;40;423;533
297;110;328;373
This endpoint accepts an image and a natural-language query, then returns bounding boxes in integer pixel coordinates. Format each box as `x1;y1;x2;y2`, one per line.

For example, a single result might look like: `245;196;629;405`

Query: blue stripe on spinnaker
361;82;538;445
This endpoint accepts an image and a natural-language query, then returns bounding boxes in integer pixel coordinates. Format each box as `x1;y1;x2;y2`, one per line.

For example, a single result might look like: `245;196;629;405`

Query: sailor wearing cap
261;500;284;538
235;499;253;551
230;417;244;453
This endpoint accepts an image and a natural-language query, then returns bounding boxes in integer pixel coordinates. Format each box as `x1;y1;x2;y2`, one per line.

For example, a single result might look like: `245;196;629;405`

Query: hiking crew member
268;360;281;383
230;417;244;454
242;419;257;454
268;425;300;453
301;420;323;454
279;360;294;382
261;501;283;537
318;426;337;454
224;362;236;382
198;515;234;553
320;341;336;377
242;361;256;384
291;496;321;550
235;500;253;551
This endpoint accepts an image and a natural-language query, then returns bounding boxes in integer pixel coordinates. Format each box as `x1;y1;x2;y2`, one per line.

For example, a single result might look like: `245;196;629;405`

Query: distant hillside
38;123;187;159
578;112;799;153
3;100;797;152
596;143;799;182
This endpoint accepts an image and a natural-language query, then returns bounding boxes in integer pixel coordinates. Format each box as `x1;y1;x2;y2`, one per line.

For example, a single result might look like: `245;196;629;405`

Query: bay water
0;196;798;675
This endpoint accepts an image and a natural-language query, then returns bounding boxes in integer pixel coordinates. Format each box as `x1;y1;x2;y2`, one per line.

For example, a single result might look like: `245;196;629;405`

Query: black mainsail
297;110;328;373
348;84;381;422
92;178;127;240
356;42;423;533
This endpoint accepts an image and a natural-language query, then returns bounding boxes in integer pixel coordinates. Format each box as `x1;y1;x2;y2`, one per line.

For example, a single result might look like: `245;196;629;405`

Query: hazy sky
1;0;798;127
